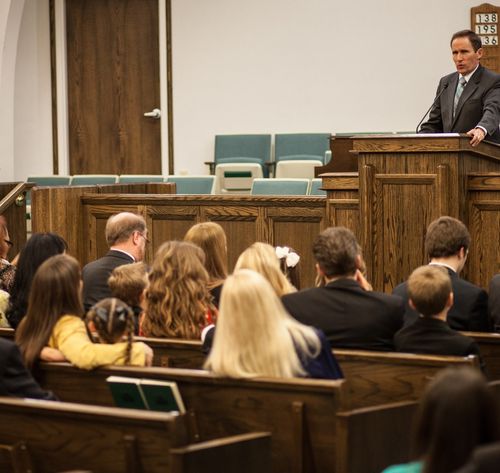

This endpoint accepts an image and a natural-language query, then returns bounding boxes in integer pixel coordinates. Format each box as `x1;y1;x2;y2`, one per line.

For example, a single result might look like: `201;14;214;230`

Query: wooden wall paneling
468;200;500;288
32;186;98;264
372;174;440;292
83;203;144;264
466;173;500;288
147;205;199;259
360;165;375;283
266;202;327;289
322;173;360;239
202;204;262;273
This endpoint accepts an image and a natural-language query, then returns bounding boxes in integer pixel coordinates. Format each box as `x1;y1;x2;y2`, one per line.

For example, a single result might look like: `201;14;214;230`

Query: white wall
171;0;480;174
0;0;489;179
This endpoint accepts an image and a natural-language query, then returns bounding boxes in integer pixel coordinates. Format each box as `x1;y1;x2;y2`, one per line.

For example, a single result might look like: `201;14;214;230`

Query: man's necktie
453;76;467;118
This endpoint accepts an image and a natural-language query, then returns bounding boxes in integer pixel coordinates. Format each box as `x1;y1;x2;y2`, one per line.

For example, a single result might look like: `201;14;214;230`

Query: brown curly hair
142;241;212;339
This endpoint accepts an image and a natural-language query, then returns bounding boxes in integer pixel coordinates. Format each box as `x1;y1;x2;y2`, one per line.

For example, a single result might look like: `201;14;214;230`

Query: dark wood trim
49;0;59;174
166;0;174;174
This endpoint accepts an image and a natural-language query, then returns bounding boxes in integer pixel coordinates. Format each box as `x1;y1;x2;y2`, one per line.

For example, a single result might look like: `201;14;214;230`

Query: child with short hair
107;262;148;335
86;298;139;365
394;265;481;360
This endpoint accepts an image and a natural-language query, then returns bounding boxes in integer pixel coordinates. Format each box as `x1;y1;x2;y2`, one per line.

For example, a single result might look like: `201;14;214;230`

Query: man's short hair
108;262;148;308
408;265;452;317
451;29;482;52
424;216;470;259
105;212;146;246
312;227;360;278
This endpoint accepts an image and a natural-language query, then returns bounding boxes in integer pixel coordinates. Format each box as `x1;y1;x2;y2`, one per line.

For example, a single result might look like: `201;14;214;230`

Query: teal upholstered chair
70;175;118;185
274;133;330;164
119;175;164;183
309;178;326;196
251;178;309;196
211;134;272;177
165;176;216;194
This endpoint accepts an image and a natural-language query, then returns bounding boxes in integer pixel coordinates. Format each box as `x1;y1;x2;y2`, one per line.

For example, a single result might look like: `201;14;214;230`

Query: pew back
127;337;480;408
38;363;347;473
463;331;500;380
0;397;271;473
334;349;479;407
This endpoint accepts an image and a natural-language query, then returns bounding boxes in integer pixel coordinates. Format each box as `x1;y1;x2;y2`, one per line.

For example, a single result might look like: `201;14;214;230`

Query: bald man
82;212;148;311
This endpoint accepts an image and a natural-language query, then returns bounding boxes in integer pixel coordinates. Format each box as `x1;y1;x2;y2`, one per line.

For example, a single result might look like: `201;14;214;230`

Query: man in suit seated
394;265;480;359
487;275;500;332
282;226;404;351
82;212;148;311
393;216;489;332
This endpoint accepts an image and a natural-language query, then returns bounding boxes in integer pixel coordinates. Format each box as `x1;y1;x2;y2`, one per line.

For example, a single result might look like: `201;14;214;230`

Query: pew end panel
334;349;479;407
335;401;418;473
0;397;189;473
170;432;272;473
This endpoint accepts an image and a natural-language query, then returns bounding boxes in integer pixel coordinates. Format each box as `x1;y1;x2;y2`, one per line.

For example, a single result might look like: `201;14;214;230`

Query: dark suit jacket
0;338;56;399
420;65;500;143
282;278;405;351
393;267;490;332
394;316;480;358
488;274;500;331
82;250;134;311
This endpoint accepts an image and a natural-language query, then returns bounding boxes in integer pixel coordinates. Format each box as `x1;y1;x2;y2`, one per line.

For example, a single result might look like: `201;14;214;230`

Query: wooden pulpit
320;134;500;292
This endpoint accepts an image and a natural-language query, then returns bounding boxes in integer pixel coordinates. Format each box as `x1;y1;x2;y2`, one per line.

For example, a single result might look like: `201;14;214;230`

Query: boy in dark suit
395;265;480;359
393;216;489;332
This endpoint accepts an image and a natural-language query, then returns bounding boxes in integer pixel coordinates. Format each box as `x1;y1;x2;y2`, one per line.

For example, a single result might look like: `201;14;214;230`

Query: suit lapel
452;66;482;128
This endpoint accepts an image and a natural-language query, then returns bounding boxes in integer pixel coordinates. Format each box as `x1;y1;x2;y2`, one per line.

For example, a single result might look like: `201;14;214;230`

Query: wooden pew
463;331;500;380
135;336;206;368
133;337;480;407
39;363;348;473
335;349;479;407
0;328;14;339
0;397;271;473
335;400;418;473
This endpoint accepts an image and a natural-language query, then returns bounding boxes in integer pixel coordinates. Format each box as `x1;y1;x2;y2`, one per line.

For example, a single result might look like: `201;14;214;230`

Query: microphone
415;83;449;133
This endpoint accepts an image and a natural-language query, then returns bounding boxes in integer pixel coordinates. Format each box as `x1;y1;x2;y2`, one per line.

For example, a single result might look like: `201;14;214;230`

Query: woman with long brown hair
382;367;500;473
15;254;152;370
184;222;228;308
141;241;215;338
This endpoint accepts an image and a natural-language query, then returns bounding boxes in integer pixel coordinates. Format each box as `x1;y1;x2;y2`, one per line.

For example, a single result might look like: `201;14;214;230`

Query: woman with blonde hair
184;222;228;308
15;254;152;370
204;269;342;379
141;241;215;338
235;242;295;297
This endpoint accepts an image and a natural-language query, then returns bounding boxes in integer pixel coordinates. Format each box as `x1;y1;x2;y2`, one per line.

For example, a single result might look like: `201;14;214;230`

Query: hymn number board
472;4;500;72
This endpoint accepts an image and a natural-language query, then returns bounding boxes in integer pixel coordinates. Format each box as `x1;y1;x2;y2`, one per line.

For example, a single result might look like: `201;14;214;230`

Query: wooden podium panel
321;134;500;292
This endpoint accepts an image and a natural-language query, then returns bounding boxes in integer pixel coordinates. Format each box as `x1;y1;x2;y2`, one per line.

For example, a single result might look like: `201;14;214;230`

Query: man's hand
467;127;486;147
354;269;373;291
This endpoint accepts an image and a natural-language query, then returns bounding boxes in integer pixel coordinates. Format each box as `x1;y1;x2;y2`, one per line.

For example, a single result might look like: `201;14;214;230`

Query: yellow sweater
48;315;147;369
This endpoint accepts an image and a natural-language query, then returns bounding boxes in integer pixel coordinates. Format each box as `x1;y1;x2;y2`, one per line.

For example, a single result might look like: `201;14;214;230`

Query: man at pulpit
419;29;500;146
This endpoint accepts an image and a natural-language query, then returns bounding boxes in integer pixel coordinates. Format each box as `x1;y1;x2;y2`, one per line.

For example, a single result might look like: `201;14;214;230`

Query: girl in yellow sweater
16;254;152;370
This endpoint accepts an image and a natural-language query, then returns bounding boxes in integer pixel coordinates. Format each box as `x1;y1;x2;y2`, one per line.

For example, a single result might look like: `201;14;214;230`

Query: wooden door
66;0;161;174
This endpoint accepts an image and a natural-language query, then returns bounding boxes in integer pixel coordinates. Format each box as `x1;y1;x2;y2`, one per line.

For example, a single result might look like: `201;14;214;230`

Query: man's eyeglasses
136;232;150;244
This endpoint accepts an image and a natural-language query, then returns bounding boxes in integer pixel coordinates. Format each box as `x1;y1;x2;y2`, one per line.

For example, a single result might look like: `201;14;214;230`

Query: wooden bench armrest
170;432;272;473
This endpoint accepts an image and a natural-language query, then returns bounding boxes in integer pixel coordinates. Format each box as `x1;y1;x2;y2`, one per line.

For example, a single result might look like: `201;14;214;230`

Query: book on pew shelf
140;379;186;414
106;376;185;414
106;376;149;410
